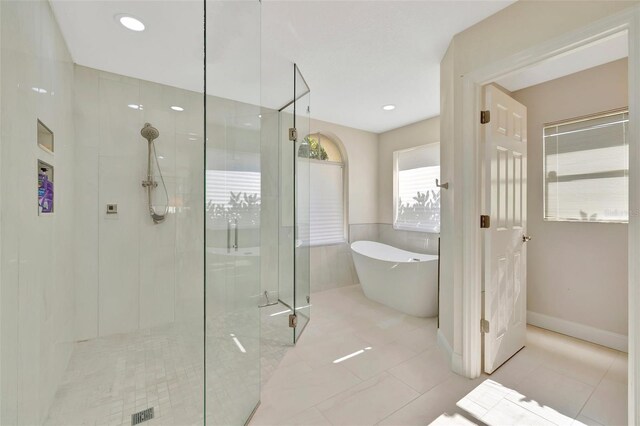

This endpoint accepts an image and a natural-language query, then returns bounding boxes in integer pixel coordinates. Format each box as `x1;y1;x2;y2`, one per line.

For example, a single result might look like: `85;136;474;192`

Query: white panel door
483;84;528;374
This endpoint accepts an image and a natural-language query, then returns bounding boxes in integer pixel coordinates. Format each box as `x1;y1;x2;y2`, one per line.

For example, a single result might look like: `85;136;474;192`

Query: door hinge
289;314;298;328
289;127;298;142
481;319;490;333
480;110;491;124
480;215;491;229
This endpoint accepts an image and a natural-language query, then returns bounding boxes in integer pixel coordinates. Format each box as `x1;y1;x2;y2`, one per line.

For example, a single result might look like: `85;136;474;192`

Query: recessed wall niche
38;160;54;215
37;119;54;153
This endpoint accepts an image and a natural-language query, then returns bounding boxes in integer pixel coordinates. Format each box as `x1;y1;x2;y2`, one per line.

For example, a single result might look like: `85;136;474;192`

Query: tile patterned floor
251;284;628;426
44;303;290;426
260;302;295;387
44;322;205;426
44;284;627;426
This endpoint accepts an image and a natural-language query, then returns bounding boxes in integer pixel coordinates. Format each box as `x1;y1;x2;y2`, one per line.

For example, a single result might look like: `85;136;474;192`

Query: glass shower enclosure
0;0;311;424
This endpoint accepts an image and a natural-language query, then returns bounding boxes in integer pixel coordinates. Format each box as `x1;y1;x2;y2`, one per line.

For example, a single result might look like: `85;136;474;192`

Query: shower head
140;123;159;142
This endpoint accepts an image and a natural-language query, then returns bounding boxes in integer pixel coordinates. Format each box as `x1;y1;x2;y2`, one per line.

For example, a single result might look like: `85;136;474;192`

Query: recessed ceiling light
127;104;142;110
32;87;47;94
158;156;165;160
382;104;396;111
170;106;184;112
117;14;145;32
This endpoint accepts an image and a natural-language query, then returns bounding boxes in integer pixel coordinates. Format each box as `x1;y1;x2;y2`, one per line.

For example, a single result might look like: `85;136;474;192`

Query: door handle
522;235;532;243
234;218;238;252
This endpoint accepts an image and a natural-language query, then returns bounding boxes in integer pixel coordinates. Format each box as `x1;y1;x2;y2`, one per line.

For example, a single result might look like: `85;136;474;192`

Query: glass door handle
234;219;238;251
522;235;532;243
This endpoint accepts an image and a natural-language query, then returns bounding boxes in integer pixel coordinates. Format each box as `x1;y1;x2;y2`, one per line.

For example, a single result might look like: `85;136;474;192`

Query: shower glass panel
279;102;296;311
205;1;262;424
293;65;311;342
275;64;311;344
1;0;208;424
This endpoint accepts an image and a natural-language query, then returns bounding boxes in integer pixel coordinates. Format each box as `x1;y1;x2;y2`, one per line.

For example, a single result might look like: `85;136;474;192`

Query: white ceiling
496;31;629;92
50;0;515;133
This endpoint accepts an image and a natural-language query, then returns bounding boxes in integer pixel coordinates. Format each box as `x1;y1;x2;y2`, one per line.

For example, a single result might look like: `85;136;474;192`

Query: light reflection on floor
449;379;576;425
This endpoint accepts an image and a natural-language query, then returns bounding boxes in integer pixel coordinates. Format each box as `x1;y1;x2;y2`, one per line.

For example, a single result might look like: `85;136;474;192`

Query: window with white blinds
205;169;261;228
309;161;344;245
544;110;628;222
393;143;441;232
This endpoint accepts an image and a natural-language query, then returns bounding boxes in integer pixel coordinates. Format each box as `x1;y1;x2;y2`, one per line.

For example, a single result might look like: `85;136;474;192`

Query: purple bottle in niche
38;168;53;213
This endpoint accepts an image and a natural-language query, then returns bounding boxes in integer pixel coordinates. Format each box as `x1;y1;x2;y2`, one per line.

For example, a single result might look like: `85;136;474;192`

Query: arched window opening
302;133;346;246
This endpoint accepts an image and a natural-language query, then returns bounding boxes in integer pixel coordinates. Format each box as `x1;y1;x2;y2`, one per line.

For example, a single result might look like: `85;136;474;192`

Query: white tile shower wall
74;66;204;339
1;1;76;424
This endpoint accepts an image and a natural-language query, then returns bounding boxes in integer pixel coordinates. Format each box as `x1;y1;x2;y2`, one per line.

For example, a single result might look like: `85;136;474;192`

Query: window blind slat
544;111;628;222
309;162;344;245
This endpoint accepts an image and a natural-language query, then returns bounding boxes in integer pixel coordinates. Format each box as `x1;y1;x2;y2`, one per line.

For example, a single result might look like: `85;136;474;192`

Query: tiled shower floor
45;322;204;426
45;303;292;426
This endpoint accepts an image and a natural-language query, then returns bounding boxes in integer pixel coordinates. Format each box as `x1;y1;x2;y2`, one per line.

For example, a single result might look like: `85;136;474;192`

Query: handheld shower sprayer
140;123;169;224
141;122;160;142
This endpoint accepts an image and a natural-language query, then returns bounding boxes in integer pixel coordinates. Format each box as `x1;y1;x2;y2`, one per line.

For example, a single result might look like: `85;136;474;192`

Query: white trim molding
527;311;628;353
437;328;463;373
627;7;640;425
437;328;453;360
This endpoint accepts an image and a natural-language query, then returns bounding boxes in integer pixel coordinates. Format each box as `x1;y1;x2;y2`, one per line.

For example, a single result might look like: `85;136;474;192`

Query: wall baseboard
437;328;452;360
437;328;465;375
527;310;628;352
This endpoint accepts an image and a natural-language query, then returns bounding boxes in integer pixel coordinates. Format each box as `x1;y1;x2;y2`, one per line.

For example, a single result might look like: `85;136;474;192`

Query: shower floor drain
131;407;154;425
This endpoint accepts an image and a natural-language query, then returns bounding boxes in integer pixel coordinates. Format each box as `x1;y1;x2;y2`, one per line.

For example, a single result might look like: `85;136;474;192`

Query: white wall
512;59;628;345
74;66;204;340
439;0;638;371
0;1;76;423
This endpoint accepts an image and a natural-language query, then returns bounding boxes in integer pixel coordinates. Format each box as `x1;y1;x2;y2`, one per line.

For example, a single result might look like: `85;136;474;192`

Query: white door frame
457;6;640;423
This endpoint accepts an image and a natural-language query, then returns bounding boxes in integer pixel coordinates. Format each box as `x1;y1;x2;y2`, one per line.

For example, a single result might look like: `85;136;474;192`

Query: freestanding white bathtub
350;241;438;317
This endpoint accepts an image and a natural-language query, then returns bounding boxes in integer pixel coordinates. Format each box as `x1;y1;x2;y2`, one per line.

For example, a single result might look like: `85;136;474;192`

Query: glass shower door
205;1;261;424
293;65;311;342
276;64;311;344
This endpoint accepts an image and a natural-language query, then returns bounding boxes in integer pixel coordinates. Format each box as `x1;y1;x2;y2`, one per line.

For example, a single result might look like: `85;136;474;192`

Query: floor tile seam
527;362;602;391
574;355;618;422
